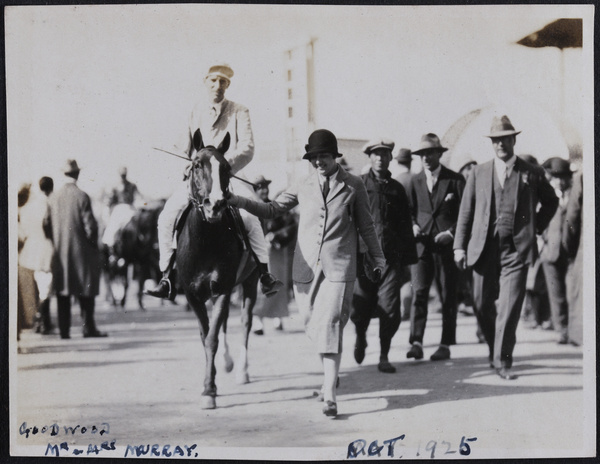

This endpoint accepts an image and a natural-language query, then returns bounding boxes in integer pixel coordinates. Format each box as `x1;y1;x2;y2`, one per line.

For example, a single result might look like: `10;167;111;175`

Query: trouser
472;234;528;369
35;298;52;332
409;246;458;346
542;256;569;337
157;184;269;272
57;295;97;337
351;257;405;359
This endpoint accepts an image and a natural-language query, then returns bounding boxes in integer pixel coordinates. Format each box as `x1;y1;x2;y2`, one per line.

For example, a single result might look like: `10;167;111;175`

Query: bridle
188;156;211;222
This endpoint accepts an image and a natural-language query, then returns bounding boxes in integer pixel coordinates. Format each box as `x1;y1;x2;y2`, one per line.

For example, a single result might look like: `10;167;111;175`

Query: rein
188;163;208;222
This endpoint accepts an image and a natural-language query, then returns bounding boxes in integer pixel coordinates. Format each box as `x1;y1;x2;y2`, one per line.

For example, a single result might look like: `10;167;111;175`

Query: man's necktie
322;176;330;200
210;106;218;124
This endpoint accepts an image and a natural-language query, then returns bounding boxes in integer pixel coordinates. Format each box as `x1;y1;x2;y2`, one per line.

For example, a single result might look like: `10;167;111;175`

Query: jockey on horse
101;166;142;250
146;63;282;300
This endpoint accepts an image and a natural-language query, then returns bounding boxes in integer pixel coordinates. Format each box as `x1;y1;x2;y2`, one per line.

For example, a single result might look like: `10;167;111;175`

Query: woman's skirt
293;265;354;354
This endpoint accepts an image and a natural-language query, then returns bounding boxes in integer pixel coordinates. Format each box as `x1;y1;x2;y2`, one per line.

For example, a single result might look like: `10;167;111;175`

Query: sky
5;4;593;200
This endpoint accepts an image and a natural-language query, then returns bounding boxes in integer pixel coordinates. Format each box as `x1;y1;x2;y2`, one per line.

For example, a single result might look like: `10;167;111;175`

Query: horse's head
189;131;231;223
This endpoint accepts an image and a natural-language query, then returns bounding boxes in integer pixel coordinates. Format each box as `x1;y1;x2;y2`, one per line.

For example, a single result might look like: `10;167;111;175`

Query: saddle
173;201;253;284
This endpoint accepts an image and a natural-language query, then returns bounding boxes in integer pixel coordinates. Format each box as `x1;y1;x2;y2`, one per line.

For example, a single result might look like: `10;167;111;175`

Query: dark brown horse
103;201;164;310
176;131;259;409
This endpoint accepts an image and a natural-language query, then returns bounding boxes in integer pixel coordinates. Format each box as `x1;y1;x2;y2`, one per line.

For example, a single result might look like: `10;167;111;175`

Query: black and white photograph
6;3;596;460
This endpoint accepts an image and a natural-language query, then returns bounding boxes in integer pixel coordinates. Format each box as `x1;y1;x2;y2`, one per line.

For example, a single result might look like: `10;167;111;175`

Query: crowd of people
17;62;584;418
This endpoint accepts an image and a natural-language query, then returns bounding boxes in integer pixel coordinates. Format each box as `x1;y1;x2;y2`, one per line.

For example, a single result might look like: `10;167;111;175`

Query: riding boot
257;262;284;298
145;256;177;300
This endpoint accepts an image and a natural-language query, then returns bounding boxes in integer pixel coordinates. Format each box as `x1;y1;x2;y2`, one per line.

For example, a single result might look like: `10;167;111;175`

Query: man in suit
390;148;414;322
45;160;107;339
562;169;582;346
352;138;418;373
540;157;573;344
147;63;281;299
454;116;558;380
227;129;385;417
391;147;413;191
407;133;465;361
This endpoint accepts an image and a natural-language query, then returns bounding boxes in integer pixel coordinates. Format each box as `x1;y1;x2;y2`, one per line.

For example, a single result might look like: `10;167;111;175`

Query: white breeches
157;184;268;272
102;204;137;247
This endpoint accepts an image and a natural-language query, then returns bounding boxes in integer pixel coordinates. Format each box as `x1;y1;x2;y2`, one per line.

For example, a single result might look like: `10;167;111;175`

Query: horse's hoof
200;396;216;409
235;372;250;385
224;356;234;373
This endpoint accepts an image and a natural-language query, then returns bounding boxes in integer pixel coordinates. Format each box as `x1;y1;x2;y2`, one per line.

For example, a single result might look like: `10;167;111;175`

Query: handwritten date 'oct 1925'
347;435;477;459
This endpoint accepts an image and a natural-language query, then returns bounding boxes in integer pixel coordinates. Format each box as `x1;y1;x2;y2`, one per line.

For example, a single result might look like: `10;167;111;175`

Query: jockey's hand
226;192;238;205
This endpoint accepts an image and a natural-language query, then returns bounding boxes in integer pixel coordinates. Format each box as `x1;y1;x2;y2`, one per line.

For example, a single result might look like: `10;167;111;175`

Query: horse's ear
193;129;204;151
218;133;231;154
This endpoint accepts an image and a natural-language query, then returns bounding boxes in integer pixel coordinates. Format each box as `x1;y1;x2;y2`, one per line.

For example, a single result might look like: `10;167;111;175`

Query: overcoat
454;157;558;267
234;166;385;283
46;181;101;297
360;170;417;266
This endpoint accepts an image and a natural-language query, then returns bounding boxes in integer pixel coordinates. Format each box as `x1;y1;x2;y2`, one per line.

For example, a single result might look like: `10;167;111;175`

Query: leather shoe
259;273;284;297
406;344;423;360
496;367;517;380
145;278;175;300
377;360;396;373
557;334;569;345
354;333;367;364
430;346;450;361
322;401;337;417
83;330;108;338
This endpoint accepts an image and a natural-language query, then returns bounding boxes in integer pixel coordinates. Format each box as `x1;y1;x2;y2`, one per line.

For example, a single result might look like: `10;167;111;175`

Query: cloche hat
303;129;343;160
542;157;572;178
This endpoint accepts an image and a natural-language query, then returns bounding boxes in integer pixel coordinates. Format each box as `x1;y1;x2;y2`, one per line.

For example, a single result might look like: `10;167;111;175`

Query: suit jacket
454;157;558;267
540;189;570;263
394;171;413;197
562;171;582;260
360;170;417;266
234;166;385;283
409;165;465;256
45;181;101;297
179;98;254;175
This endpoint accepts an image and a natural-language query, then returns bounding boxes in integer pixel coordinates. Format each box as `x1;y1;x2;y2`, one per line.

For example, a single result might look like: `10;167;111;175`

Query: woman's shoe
322;401;337;417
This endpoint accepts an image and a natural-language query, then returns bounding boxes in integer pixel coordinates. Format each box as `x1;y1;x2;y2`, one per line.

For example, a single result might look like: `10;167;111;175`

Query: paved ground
11;289;593;460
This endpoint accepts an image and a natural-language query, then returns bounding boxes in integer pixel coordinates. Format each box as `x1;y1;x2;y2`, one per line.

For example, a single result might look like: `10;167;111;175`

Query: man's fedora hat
395;148;412;164
252;175;272;189
206;63;234;81
363;137;395;155
542;157;572;178
63;159;81;175
303;129;343;160
412;133;448;155
485;115;521;138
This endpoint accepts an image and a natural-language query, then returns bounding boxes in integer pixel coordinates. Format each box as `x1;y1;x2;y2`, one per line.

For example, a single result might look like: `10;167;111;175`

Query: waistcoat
492;166;519;238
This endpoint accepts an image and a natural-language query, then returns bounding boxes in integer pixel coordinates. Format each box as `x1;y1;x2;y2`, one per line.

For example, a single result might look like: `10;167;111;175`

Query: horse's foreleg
200;293;231;409
236;272;259;385
222;317;234;373
136;264;146;311
188;294;215;409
